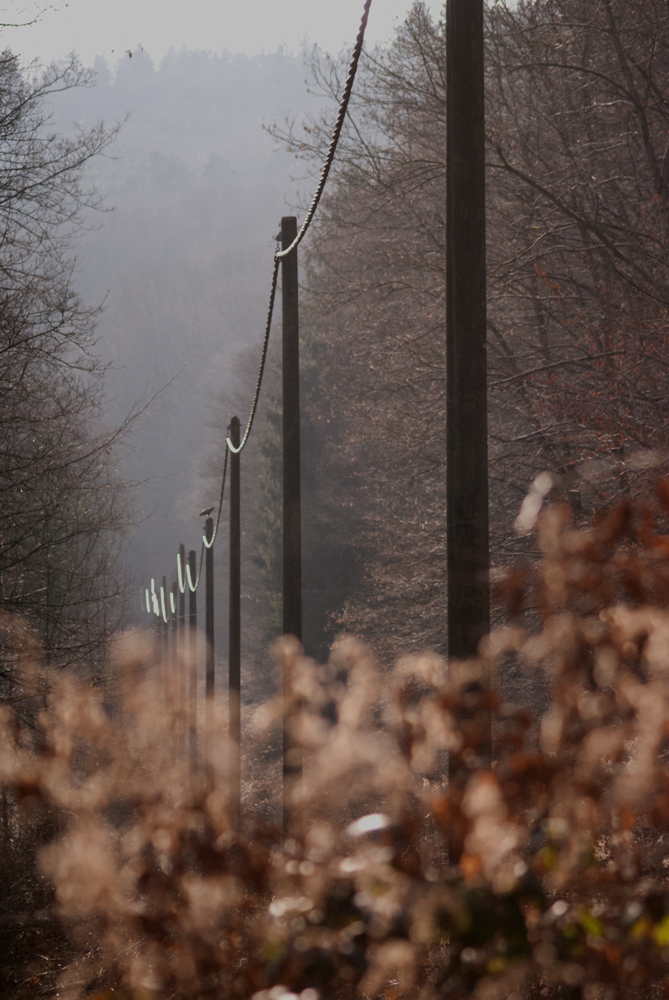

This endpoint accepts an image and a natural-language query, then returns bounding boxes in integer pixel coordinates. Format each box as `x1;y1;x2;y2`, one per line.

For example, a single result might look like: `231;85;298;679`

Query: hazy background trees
264;0;669;661
0;51;130;705
46;46;322;616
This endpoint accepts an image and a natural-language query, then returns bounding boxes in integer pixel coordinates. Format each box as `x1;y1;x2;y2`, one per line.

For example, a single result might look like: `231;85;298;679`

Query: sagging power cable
226;0;372;457
276;0;372;262
226;264;278;456
164;440;228;605
144;0;372;610
203;444;229;549
178;545;201;593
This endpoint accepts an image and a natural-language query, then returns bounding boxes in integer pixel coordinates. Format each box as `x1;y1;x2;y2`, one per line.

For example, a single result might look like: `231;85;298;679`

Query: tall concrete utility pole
204;516;215;768
188;548;198;771
281;215;302;836
228;417;241;827
446;0;490;672
178;543;186;753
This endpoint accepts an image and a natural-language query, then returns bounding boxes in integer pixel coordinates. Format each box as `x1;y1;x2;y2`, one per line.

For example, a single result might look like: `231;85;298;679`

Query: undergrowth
5;488;669;998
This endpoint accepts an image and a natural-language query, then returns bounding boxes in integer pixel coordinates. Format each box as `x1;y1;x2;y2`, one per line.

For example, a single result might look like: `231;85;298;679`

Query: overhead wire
177;551;185;594
186;551;200;593
203;442;229;548
159;428;229;606
175;436;230;598
177;545;202;594
226;260;279;456
144;0;372;610
274;0;372;262
226;0;372;457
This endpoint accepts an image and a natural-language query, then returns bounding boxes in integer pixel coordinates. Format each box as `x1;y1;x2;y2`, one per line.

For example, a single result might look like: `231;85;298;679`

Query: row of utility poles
153;548;197;768
154;215;302;836
155;0;488;832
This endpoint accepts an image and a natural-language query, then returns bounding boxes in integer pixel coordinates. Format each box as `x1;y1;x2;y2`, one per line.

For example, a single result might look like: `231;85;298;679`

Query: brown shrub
5;491;669;999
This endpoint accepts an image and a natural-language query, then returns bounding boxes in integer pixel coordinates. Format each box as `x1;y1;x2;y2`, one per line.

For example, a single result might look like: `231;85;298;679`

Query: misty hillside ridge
51;45;324;592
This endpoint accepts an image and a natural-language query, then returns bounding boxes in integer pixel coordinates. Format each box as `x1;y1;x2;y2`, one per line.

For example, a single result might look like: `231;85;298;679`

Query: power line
226;0;372;459
275;0;372;262
204;428;230;549
140;0;374;828
146;0;374;612
226;259;279;456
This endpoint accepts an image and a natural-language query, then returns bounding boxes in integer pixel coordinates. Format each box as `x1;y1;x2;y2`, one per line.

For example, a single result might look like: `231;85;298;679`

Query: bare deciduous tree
267;0;669;658
0;50;129;707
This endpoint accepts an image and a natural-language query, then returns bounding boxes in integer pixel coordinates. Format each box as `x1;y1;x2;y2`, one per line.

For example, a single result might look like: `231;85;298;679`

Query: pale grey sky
1;0;443;67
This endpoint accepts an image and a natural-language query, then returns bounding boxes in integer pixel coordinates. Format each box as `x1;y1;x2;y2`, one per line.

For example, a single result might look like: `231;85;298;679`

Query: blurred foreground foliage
6;489;669;998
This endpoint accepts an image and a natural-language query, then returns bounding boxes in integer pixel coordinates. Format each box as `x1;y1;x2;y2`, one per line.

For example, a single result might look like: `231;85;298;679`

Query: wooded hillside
263;0;669;662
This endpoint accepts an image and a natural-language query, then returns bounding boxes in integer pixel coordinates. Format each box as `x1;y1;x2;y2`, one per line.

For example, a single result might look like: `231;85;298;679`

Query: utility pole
228;418;241;827
445;0;490;672
205;516;215;772
161;575;168;672
188;548;198;771
170;580;178;694
446;0;491;863
281;215;302;836
178;543;186;754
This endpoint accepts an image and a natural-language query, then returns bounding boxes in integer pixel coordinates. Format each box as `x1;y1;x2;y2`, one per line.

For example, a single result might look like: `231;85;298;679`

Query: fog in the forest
48;46;320;618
